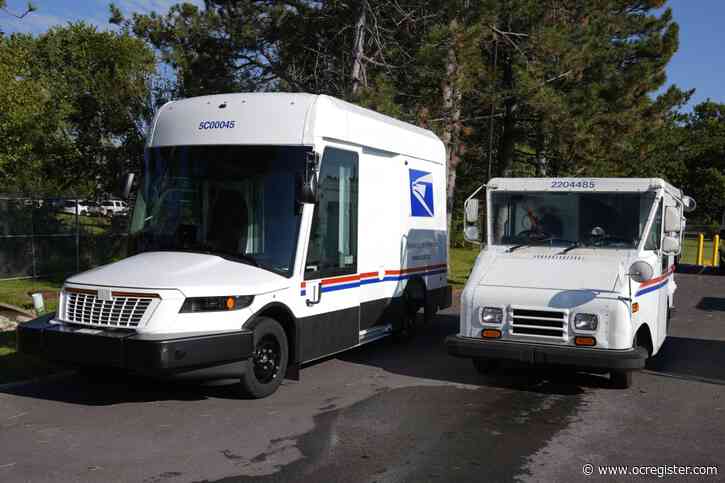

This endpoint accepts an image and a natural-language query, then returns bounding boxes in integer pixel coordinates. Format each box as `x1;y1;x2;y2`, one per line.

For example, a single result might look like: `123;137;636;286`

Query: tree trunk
441;18;464;269
498;54;516;176
351;2;367;96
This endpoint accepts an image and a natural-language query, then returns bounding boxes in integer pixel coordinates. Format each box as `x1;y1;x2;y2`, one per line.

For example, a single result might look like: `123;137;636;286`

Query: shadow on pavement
339;312;613;396
646;336;725;385
696;297;725;312
0;371;245;405
676;264;722;276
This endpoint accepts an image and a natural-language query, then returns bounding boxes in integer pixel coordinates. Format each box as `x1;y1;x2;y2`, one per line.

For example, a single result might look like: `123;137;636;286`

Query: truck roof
149;93;445;163
488;177;682;198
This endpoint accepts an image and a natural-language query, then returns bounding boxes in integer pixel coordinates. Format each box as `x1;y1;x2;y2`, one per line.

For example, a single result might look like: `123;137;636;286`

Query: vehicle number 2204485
550;179;596;189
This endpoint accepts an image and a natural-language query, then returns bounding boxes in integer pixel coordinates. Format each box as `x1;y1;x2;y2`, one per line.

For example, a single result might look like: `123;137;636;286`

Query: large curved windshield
129;145;308;277
491;191;657;249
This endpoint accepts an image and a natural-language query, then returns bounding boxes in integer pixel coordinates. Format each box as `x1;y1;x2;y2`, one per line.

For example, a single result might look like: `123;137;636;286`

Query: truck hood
66;251;290;297
476;254;623;293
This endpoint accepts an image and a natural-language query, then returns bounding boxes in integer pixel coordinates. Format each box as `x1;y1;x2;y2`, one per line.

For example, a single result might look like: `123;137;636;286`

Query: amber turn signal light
481;329;502;339
575;336;596;346
632;302;639;313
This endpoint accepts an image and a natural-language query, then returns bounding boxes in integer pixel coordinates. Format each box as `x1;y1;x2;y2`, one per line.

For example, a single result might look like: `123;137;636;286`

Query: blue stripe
321;281;361;293
300;268;447;296
635;279;668;297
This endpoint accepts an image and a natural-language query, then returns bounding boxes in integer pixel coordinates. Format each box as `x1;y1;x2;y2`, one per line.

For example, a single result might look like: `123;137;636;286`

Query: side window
304;148;359;279
645;199;663;250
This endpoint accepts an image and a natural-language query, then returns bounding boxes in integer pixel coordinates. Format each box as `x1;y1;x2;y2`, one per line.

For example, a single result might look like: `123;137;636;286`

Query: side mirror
464;198;479;224
662;236;681;255
628;260;654;283
120;173;135;200
298;171;319;204
664;206;682;233
298;151;319;204
682;196;696;213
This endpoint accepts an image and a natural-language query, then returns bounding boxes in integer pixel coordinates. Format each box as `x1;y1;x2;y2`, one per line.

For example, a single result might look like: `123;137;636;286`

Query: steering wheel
590;235;631;247
517;229;552;242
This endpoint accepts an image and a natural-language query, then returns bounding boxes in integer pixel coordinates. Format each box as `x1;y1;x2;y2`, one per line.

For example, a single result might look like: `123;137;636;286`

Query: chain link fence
0;195;130;281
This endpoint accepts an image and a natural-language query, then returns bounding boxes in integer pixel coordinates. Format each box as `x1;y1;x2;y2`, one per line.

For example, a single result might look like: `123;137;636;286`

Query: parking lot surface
1;271;724;482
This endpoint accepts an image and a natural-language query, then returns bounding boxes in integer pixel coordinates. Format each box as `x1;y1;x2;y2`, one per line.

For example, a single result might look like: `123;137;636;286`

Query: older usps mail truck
447;178;694;388
18;93;451;398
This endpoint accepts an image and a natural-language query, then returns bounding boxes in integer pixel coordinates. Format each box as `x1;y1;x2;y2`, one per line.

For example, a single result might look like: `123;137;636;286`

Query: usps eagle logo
409;169;434;217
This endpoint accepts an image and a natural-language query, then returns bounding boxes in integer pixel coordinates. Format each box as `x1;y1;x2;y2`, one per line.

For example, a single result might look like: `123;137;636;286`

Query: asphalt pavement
1;270;724;482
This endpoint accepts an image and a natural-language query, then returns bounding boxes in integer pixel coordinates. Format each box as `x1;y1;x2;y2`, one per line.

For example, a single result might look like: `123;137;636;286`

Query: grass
0;276;64;313
681;237;718;266
0;277;64;384
449;246;480;289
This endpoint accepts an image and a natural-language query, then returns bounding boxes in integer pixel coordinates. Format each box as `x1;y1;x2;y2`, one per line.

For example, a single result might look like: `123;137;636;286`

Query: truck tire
610;370;632;389
393;289;419;343
238;317;288;399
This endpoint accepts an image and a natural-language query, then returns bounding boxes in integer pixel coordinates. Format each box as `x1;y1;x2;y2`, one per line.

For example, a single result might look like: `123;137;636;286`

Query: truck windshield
129;145;308;277
490;191;657;249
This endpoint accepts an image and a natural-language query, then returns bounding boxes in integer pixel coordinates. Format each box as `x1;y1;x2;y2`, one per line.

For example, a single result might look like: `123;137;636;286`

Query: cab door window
305;148;359;279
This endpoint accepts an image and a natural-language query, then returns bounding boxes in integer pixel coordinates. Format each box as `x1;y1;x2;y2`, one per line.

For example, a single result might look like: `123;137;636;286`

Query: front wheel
238;318;288;399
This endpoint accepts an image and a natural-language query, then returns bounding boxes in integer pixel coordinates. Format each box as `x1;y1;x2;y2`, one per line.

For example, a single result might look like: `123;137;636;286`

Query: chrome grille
511;308;567;339
63;290;156;328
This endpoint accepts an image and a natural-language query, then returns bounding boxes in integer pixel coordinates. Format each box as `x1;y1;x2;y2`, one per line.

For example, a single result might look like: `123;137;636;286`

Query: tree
0;23;155;195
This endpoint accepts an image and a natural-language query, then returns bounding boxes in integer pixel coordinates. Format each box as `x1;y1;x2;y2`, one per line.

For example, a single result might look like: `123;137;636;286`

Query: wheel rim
252;335;281;384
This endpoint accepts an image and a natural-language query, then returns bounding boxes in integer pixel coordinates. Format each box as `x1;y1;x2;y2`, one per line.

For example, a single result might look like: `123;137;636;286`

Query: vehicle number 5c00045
551;179;595;189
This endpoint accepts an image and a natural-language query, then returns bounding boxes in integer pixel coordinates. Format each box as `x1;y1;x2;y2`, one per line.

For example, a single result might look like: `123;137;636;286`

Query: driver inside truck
208;189;249;253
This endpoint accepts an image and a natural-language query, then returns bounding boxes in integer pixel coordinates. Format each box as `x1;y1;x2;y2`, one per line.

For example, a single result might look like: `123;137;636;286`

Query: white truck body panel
452;177;690;373
54;93;448;367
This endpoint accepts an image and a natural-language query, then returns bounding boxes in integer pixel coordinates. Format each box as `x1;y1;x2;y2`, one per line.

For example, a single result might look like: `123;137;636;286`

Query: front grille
63;290;157;328
511;308;567;339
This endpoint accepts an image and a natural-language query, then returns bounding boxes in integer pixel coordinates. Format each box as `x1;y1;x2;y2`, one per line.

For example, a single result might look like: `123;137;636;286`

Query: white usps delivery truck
446;178;695;388
18;93;451;398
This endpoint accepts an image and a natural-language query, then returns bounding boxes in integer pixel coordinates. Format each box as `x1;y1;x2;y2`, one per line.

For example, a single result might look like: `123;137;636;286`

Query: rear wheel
238;318;288;399
393;289;420;342
610;370;632;389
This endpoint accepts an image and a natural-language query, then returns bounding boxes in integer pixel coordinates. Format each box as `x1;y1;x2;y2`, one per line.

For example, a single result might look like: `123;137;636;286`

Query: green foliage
0;23;155;196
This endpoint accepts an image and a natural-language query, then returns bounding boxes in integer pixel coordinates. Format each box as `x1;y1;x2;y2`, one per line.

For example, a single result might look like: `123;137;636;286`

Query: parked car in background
85;201;104;217
100;199;128;217
61;200;92;216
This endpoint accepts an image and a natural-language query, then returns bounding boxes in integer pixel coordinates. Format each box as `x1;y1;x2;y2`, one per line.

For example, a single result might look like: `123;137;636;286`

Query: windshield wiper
559;241;586;254
507;238;578;253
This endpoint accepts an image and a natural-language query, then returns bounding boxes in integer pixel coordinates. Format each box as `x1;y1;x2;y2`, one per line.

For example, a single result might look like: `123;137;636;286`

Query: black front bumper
17;315;254;377
446;335;648;371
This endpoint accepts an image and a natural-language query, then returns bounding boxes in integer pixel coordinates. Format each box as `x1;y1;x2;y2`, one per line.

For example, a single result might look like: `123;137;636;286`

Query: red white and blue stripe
635;266;675;297
300;263;447;296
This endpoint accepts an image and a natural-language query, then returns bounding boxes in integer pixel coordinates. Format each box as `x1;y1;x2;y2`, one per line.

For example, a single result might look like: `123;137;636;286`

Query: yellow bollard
697;233;704;266
713;234;720;267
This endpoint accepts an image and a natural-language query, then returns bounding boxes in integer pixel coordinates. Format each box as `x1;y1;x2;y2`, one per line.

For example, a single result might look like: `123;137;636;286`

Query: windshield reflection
491;191;657;249
129;145;308;277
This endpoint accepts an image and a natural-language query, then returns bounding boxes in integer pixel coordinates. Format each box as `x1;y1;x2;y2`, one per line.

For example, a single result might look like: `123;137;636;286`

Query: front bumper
446;335;648;371
17;315;254;378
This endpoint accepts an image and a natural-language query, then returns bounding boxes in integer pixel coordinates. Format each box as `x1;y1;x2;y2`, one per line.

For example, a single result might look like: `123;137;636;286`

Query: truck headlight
481;307;504;324
180;295;254;313
574;313;598;331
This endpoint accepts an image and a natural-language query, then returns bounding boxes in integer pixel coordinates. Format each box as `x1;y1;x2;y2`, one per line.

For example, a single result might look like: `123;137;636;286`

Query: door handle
306;280;321;306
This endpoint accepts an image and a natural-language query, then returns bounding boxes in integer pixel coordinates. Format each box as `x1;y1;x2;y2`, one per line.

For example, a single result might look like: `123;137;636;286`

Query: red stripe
639;265;675;288
321;274;361;286
385;263;447;276
300;264;448;288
